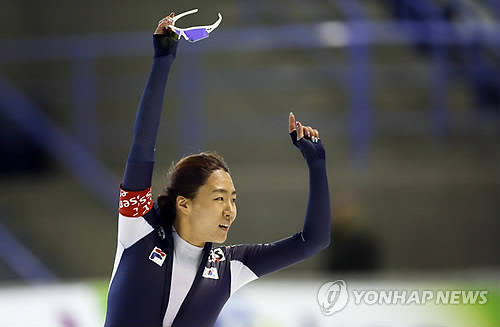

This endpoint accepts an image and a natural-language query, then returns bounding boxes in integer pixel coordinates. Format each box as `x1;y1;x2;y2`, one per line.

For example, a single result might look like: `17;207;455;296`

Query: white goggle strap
170;8;199;24
206;13;222;33
167;9;223;34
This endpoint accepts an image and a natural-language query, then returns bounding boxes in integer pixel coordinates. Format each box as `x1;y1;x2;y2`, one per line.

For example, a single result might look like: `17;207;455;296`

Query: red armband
119;185;153;217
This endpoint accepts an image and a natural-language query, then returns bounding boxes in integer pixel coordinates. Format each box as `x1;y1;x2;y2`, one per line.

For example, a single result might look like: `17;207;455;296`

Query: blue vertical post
335;0;372;164
178;50;204;155
348;28;372;163
72;45;98;154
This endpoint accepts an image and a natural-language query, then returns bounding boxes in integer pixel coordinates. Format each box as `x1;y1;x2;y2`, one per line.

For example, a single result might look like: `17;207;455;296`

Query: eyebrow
212;189;237;195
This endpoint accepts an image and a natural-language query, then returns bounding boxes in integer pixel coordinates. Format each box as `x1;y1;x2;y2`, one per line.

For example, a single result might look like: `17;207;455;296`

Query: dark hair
157;151;230;222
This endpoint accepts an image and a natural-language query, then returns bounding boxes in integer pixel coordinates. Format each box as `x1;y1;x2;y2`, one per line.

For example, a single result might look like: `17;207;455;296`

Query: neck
173;218;205;248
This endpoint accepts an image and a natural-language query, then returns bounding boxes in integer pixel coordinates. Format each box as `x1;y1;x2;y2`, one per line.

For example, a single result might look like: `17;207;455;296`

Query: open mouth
218;224;229;232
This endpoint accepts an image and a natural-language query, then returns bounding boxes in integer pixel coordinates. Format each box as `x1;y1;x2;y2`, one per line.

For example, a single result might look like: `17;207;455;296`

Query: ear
176;195;191;216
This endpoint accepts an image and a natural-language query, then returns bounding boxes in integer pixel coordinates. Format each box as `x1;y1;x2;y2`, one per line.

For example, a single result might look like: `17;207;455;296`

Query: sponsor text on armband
119;186;153;217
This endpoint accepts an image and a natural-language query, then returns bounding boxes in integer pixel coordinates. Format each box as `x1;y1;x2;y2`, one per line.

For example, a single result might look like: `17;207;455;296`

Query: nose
224;205;236;222
224;210;234;221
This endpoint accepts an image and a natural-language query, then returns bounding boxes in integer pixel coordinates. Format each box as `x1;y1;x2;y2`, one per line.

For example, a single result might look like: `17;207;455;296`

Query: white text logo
318;280;489;316
352;289;488;305
317;280;349;315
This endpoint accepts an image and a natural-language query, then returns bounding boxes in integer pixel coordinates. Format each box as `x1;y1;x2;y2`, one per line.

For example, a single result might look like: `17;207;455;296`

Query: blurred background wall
0;0;498;309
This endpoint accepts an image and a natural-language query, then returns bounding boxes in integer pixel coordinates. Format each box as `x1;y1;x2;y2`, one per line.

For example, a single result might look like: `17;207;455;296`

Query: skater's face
181;169;237;245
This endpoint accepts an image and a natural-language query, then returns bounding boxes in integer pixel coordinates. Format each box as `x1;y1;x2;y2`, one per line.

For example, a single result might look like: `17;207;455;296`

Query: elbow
304;233;331;258
316;226;331;251
317;233;331;251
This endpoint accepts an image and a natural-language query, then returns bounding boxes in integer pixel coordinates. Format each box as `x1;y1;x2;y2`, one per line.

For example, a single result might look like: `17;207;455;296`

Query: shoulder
212;243;270;263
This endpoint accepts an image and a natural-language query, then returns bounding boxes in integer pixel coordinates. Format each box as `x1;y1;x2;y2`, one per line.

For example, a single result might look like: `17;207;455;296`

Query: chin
213;235;227;244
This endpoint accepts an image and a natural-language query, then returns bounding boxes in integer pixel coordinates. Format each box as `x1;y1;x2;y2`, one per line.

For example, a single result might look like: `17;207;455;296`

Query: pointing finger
289;112;296;133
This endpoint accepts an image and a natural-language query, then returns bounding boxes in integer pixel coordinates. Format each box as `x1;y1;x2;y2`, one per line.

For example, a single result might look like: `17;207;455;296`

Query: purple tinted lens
184;29;209;42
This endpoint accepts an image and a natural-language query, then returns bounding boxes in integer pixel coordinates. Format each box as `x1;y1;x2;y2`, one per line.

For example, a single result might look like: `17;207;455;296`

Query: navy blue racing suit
104;33;331;327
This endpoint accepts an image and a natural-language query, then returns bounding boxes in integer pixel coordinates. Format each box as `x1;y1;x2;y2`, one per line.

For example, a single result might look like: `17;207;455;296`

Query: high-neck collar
172;228;203;262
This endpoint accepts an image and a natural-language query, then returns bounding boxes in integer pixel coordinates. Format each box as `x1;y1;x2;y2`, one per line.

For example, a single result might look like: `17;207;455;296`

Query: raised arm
288;112;331;257
122;13;179;191
227;113;331;291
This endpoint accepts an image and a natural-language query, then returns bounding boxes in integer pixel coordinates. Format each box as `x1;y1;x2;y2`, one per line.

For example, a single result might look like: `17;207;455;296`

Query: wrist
153;34;179;58
295;137;326;165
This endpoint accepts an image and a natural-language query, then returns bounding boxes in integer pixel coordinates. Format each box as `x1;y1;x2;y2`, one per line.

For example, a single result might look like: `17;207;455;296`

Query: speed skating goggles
168;9;222;43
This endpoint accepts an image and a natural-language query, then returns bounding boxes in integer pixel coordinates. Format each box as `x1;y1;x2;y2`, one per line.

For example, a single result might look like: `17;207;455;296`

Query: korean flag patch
202;267;219;280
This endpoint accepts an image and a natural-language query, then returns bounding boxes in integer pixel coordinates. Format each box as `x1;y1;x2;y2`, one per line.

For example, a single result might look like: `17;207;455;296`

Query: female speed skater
105;11;331;327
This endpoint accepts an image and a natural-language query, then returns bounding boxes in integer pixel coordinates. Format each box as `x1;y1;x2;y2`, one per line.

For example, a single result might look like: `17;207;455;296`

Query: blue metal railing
0;77;120;209
0;219;57;282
